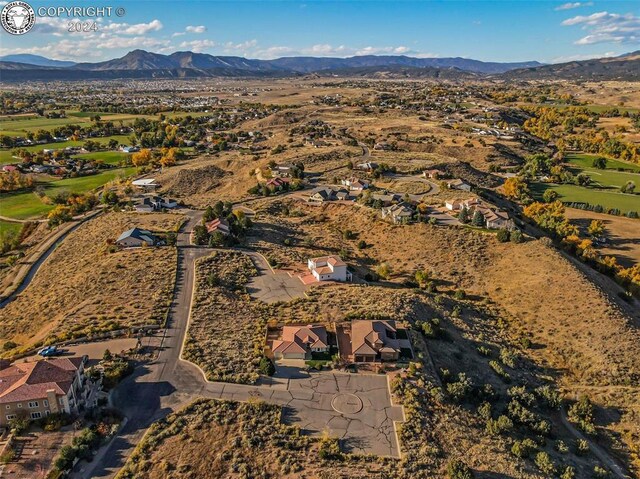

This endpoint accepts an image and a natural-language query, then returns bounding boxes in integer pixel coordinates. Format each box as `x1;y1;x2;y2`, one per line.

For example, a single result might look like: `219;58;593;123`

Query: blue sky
1;1;639;63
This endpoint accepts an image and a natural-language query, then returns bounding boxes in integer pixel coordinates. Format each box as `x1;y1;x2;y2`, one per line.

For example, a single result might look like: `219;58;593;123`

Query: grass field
75;151;132;166
0;135;133;165
0;220;22;236
0;167;137;220
531;182;640;214
0;112;151;135
566;153;640;172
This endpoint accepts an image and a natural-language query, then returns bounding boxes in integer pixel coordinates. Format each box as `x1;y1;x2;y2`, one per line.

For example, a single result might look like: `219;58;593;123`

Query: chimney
46;389;60;414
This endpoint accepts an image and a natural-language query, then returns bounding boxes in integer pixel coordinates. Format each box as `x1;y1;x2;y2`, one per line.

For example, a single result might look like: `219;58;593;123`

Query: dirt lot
2;428;73;479
565;208;640;268
0;212;183;353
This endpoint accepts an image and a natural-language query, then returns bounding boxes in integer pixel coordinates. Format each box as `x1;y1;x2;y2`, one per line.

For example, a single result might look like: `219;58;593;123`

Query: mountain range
0;49;639;81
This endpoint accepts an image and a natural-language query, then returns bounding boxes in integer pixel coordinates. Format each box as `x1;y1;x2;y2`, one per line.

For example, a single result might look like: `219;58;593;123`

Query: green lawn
0;167;137;220
0;220;22;236
0;135;132;165
566;153;640;172
75;151;132;166
0;111;154;134
531;182;640;214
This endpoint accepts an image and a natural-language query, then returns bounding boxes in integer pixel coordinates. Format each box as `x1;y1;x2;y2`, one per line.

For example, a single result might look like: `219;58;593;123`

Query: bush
259;356;275;376
510;229;524;243
575;438;590;456
534;451;556;475
446;459;474;479
496;229;510;242
511;438;536;458
593;465;610;478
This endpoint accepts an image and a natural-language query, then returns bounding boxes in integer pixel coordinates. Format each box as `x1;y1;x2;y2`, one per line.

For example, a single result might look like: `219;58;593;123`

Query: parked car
39;346;66;357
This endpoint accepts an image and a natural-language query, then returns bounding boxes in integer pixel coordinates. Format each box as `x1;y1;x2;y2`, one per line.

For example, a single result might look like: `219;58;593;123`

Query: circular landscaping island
331;393;364;415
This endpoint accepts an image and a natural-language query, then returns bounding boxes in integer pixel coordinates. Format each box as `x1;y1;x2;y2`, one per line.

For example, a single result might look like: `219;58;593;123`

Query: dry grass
565;207;640;268
116;399;393;479
183;251;263;383
0;211;183;353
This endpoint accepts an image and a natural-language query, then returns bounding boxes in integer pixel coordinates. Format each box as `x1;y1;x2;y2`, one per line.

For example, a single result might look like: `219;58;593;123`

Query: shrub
259;356;275;376
511;438;536;458
561;465;576;479
446;459;474;479
489;361;511;382
555;439;569;454
485;415;513;436
575;438;590;456
375;263;392;280
496;229;510;242
534;451;556;475
454;289;466;300
446;373;472;403
510;229;524;243
593;465;610;478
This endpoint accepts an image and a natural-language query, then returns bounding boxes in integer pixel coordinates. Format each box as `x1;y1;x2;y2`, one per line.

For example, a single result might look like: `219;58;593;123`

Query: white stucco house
308;255;351;282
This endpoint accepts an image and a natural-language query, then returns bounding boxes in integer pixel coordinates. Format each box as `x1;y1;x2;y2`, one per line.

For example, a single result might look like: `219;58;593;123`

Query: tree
503;177;530;200
542;189;559;203
47;205;72;227
192;225;209;246
592;156;607;169
103;349;112;361
496;229;510;242
587;219;605;238
131;148;153;167
259;356;275;376
471;210;485;227
458;206;470;223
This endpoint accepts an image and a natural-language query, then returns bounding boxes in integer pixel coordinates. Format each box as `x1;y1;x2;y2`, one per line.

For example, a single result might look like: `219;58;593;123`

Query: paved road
75;211;403;478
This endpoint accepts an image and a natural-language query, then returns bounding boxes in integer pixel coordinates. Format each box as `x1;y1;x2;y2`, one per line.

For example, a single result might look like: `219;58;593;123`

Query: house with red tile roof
0;357;88;426
351;320;401;363
205;218;231;236
272;325;329;360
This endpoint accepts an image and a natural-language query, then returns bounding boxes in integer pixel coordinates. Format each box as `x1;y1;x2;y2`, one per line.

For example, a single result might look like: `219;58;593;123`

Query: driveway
244;252;309;303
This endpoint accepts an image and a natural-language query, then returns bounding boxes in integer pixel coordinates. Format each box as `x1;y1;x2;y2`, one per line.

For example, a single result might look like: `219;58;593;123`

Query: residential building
355;162;378;172
422;169;444;180
116;227;157;247
206;218;231;236
381;202;415;224
131;178;158;191
351;320;401;363
341;177;370;191
0;357;88;426
272;325;329;360
308;255;351;282
371;192;402;207
266;177;291;190
307;187;350;204
134;196;178;213
447;179;472;192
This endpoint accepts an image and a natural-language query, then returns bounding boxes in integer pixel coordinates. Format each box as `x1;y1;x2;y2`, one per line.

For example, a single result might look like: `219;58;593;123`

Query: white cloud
562;11;640;45
355;45;410;56
178;39;216;52
555;2;593;11
223;39;258;51
185;25;206;34
102;19;163;35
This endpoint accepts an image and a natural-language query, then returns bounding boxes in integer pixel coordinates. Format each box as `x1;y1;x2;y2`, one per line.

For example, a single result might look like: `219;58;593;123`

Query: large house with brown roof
308;255;351;282
351;320;401;363
0;357;88;426
272;325;329;360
